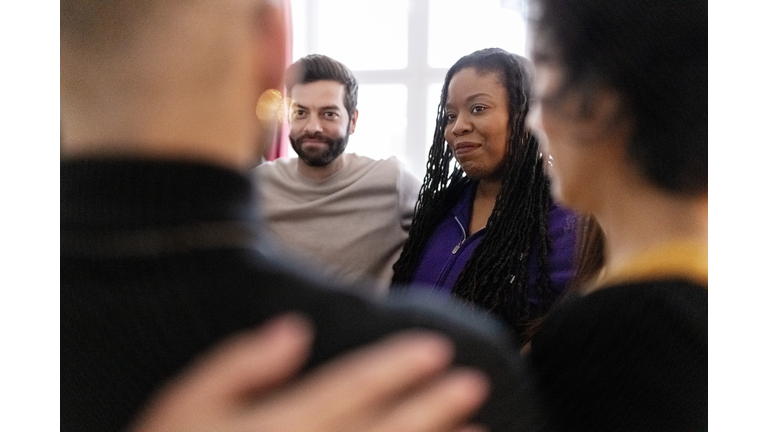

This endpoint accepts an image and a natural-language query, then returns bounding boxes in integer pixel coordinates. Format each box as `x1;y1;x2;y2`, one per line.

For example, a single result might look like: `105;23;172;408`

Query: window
290;0;528;179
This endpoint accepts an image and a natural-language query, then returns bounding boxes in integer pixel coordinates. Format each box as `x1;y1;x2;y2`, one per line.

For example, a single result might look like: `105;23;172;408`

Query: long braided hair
392;48;556;336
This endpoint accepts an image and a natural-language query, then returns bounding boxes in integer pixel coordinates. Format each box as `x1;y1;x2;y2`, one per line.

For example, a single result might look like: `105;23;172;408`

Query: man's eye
324;112;339;119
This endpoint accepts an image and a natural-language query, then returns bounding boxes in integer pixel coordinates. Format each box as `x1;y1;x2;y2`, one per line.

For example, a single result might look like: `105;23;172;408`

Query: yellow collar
594;239;708;290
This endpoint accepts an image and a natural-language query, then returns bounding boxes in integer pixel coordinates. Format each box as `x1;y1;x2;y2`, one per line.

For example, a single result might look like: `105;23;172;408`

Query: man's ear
249;0;288;164
348;109;359;135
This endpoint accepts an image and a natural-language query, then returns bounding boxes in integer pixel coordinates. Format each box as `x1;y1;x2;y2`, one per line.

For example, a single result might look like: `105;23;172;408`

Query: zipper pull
452;241;462;254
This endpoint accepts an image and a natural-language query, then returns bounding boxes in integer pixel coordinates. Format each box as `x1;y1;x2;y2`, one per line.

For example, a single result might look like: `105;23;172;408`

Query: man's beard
289;130;349;167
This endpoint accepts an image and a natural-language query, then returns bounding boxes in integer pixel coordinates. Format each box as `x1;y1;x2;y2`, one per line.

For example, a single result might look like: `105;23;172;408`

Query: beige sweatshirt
254;154;421;295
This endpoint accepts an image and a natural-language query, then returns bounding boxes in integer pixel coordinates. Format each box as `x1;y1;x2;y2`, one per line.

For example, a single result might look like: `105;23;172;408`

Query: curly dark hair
392;48;560;336
528;0;707;195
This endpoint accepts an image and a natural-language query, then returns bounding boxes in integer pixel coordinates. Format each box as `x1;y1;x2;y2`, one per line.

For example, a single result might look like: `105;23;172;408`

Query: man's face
288;80;357;167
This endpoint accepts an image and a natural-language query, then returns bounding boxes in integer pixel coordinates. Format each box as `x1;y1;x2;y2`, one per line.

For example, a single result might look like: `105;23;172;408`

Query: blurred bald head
60;0;286;169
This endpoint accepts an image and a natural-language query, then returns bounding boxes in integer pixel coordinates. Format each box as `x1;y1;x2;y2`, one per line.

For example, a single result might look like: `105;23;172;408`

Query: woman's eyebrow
446;91;495;106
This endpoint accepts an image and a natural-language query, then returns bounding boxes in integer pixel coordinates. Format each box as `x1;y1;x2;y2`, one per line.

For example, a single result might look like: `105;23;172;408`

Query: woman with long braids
391;48;579;341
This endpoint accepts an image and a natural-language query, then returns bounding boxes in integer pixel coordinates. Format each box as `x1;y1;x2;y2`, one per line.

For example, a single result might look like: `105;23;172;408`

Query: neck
476;178;503;200
61;87;262;172
468;178;503;235
592;182;708;281
297;153;347;181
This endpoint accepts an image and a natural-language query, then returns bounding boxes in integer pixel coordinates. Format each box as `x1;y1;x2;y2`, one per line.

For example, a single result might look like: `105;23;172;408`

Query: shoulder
347;154;420;188
244;250;550;430
254;157;297;178
347;153;400;173
538;281;706;341
253;158;302;192
529;280;707;430
547;202;580;234
346;154;408;172
389;157;421;194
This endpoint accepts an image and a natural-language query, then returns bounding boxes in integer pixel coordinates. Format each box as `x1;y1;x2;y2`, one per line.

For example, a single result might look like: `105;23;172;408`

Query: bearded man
255;54;420;293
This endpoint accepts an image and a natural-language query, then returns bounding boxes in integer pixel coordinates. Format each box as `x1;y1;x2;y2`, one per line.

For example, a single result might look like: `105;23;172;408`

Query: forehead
446;68;506;105
289;80;346;108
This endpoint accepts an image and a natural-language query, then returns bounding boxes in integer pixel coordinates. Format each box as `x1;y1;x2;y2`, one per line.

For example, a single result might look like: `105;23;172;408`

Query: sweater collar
593;239;708;290
448;181;477;228
61;157;259;230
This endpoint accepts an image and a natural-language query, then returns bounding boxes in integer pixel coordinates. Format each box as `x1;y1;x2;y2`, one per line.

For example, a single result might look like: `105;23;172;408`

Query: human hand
130;314;490;432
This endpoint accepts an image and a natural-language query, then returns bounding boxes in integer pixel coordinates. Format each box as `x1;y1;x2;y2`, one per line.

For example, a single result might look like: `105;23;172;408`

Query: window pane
428;0;527;68
347;84;408;162
316;0;408;70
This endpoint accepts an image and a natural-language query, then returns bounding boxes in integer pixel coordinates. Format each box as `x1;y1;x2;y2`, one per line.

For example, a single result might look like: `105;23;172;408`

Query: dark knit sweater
61;158;549;432
528;280;708;431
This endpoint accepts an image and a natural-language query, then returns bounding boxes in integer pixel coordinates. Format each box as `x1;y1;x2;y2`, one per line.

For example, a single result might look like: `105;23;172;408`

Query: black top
61;158;549;432
528;280;708;431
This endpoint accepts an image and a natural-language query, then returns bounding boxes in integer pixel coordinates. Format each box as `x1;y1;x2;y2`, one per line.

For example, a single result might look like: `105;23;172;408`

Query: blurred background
283;0;529;179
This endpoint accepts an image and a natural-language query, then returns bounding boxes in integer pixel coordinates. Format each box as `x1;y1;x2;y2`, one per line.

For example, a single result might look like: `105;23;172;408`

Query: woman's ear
591;90;631;132
574;89;633;145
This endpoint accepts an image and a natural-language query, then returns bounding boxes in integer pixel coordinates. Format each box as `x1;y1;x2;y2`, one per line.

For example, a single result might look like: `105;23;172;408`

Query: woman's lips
453;142;480;157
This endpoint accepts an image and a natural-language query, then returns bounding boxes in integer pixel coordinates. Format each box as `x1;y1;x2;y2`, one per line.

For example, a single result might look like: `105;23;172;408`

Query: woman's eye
471;106;486;113
445;113;457;122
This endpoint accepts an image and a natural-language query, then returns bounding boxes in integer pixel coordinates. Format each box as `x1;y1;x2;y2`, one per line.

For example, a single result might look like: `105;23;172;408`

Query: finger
367;368;490;432
176;313;314;402
131;313;313;431
453;425;490;432
247;331;456;430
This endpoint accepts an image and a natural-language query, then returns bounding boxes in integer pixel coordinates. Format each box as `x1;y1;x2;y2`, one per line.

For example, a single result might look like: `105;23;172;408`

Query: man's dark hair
392;48;560;339
529;0;707;195
285;54;359;116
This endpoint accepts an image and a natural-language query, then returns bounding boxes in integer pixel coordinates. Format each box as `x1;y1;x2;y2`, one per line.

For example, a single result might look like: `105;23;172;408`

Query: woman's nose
451;112;471;136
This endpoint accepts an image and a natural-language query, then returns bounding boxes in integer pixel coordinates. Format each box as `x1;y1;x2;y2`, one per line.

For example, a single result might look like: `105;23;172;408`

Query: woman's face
526;63;576;205
527;60;629;212
443;68;510;182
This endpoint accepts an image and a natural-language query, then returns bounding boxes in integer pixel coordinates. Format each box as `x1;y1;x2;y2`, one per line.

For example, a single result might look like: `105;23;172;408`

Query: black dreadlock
392;48;558;337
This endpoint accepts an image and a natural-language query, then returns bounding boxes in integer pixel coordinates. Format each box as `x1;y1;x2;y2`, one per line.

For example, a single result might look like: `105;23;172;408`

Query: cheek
289;121;303;138
324;119;346;139
543;149;571;206
335;122;349;137
538;108;558;143
490;123;510;162
491;136;509;165
537;111;571;170
547;141;597;211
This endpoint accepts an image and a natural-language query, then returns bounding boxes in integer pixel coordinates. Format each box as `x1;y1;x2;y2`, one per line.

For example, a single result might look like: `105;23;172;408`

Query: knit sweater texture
61;158;550;432
255;154;421;292
529;280;708;431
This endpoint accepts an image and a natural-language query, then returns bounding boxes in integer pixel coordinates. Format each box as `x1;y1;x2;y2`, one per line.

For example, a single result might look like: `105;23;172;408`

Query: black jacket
61;158;548;432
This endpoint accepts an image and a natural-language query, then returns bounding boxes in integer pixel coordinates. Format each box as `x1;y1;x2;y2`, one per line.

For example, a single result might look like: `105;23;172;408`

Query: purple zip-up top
410;183;578;307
